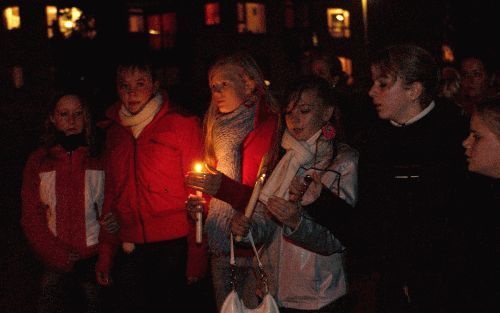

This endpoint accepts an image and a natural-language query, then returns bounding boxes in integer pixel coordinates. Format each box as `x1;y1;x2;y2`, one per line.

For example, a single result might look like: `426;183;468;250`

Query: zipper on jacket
133;139;147;242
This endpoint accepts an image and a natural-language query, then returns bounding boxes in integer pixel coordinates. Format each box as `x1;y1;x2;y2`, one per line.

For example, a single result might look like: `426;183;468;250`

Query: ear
323;106;334;122
242;75;256;96
407;82;423;101
49;114;56;124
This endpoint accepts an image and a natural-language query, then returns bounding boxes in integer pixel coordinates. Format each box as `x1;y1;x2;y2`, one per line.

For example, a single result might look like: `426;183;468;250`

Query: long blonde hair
203;52;280;168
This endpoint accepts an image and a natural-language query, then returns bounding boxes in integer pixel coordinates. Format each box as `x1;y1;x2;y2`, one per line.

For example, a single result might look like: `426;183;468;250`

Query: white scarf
259;129;333;206
119;93;162;138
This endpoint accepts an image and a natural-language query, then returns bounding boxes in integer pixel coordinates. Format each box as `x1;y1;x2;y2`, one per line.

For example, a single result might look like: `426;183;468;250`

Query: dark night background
1;1;499;312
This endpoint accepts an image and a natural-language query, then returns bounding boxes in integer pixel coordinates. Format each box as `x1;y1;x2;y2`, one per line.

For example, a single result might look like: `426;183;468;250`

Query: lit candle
235;173;266;242
194;163;204;244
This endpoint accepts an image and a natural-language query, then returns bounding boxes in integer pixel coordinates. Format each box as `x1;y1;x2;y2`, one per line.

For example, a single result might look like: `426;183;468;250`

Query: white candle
236;173;266;241
194;163;204;244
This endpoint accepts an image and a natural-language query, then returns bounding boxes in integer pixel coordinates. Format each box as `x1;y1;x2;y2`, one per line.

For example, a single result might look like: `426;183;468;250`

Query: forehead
288;88;321;107
55;95;82;111
461;58;485;72
209;64;243;82
118;68;153;81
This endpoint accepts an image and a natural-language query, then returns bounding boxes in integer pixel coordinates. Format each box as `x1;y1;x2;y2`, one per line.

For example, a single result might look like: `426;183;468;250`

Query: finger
311;172;321;183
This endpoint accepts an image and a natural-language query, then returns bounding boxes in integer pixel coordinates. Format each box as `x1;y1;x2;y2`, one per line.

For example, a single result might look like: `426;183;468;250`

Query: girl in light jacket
232;75;358;313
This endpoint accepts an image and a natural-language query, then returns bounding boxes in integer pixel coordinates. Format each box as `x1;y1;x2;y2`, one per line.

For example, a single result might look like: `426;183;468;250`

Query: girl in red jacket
21;92;117;313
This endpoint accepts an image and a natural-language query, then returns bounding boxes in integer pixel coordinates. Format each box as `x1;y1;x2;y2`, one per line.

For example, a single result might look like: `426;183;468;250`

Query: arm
283;148;359;253
302;187;354;246
96;139;119;285
214;175;253;211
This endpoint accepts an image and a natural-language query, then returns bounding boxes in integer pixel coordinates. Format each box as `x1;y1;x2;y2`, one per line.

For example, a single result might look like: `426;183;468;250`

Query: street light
361;0;369;49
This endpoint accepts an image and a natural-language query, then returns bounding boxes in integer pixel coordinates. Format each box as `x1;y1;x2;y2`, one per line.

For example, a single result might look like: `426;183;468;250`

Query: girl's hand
230;212;251;237
185;168;222;196
99;213;120;234
306;172;323;200
289;177;307;202
185;194;206;220
267;196;302;230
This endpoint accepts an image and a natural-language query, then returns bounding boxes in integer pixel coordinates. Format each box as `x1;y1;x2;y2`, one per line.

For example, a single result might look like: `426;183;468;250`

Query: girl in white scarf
232;76;359;312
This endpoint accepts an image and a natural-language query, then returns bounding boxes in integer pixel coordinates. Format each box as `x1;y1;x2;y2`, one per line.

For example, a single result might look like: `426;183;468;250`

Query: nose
368;84;376;98
462;134;472;149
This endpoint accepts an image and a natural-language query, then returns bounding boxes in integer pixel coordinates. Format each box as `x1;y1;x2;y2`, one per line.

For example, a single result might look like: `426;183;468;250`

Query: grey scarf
205;104;256;254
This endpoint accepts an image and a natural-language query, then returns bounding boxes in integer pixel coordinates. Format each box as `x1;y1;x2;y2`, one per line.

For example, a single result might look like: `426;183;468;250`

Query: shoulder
25;147;49;166
158;111;202;134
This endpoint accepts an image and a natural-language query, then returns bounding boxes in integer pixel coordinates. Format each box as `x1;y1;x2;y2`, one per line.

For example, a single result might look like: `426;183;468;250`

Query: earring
321;122;336;140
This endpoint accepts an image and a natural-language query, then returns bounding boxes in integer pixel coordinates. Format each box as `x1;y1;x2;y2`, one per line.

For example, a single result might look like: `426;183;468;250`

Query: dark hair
475;96;500;137
282;75;344;142
371;44;439;107
116;52;157;82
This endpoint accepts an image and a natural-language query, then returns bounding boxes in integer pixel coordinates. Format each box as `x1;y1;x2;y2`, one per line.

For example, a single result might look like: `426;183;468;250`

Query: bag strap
229;231;269;293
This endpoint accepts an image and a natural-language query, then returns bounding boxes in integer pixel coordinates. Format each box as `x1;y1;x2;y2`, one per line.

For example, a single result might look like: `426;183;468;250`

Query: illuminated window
338;56;353;85
284;0;294;29
3;6;21;30
46;6;83;38
237;2;266;34
148;13;177;50
338;56;352;76
129;8;145;33
12;66;23;89
442;44;455;63
205;3;220;26
327;8;350;38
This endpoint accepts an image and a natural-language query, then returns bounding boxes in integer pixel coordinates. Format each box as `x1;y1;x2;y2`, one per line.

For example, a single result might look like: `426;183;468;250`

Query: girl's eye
300;109;311;114
58;112;68;117
137;82;145;88
74;111;83;118
377;80;388;88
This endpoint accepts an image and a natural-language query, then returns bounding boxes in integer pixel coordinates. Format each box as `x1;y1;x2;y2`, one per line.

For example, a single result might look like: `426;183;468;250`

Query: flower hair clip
321;123;336;140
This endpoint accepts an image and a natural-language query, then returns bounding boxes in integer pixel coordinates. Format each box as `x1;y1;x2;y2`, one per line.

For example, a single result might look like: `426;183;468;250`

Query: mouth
291;128;304;135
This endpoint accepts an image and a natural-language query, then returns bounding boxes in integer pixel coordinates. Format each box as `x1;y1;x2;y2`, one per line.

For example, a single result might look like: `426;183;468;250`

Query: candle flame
194;163;203;173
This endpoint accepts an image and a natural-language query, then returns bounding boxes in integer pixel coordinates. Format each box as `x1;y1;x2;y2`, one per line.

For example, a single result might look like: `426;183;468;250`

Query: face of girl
209;65;249;113
368;65;420;124
285;89;333;141
463;113;500;178
460;58;489;99
117;68;158;115
50;95;85;136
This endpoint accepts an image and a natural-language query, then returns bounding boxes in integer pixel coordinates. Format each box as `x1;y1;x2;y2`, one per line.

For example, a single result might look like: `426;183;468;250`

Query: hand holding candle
235;173;266;242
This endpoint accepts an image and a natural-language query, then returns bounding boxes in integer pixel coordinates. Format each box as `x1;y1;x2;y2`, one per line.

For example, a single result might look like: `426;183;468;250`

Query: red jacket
21;146;104;272
97;96;206;278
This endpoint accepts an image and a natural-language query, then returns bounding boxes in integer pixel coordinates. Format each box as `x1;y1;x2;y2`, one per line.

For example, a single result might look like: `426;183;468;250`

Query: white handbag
220;232;280;313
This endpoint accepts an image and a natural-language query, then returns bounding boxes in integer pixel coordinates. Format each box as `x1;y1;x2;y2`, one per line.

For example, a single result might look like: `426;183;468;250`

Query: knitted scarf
119;93;162;138
259;129;333;206
205;104;256;254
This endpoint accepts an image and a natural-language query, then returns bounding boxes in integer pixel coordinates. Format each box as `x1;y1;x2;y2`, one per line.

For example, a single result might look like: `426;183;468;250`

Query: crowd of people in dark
9;43;500;313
